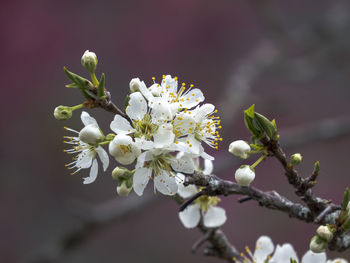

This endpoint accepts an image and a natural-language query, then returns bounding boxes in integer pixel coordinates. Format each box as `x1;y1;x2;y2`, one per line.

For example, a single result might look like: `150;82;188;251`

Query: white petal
133;167;151;196
134;137;154;150
203;160;213;175
83;158;98;184
328;259;349;263
253;236;274;263
76;150;94;169
95;146;109;171
301;250;326;263
110;115;135;135
179;204;201;228
270;244;299;263
193;103;215;122
138;80;154;101
203;206;227;228
126;92;147;120
153;123;175;148
154;170;178;196
150;98;173;122
81;111;98;126
176;173;198;198
171;156;195;174
161;75;178;94
136;151;154;168
181;88;204;109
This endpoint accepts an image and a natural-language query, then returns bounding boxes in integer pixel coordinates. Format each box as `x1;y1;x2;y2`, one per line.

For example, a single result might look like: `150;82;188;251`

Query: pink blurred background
2;0;350;262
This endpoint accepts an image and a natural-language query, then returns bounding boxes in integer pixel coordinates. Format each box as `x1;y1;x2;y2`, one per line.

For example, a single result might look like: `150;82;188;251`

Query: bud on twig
235;165;255;186
112;167;131;180
290;153;302;166
129;78;141;93
228;140;251;159
54;105;73;120
117;181;133;196
316;225;333;242
309;235;327;253
81;50;98;73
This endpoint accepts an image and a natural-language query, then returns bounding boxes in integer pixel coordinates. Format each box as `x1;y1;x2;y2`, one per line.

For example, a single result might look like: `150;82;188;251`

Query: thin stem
250;154;266;169
90;73;99;86
70;104;84;111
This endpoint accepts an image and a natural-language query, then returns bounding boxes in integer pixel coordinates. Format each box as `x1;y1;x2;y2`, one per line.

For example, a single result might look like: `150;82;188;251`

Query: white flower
228;140;251;159
177;160;226;228
235;165;255;186
81;50;97;73
133;148;195;196
173;103;222;153
316;226;333;242
63;111;109;184
109;134;141;165
246;236;347;263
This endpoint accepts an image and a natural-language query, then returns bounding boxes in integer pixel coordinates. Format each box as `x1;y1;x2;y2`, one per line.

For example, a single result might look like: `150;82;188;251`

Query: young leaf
255;112;278;140
98;73;105;97
244;104;255;118
342;187;350;211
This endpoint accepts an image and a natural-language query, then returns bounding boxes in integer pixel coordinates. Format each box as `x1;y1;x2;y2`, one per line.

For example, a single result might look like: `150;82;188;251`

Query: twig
179;190;206;212
314;205;333;223
191;229;214;253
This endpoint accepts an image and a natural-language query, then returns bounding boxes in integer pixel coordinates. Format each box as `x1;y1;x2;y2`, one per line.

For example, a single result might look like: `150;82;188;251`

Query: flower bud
79;124;103;145
54;105;73;120
112;166;130;180
129;78;141;93
310;235;327;253
228;140;251;159
290;153;302;166
81;50;98;73
117;181;133;196
235;165;255;186
316;225;333;242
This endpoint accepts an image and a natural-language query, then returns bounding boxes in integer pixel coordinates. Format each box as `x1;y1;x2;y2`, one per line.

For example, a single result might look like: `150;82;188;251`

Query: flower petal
150;98;173;123
181;88;204;109
76;149;93;169
153;123;175;148
179;204;201;228
253;236;274;263
133;167;151;196
203;159;213;175
193;103;215;122
126;92;147;120
95;146;109;171
135;137;154;150
270;244;299;263
138;80;153;101
81;111;98;126
203;206;227;228
154;170;178;196
110;115;135;135
171;155;195;174
176;173;198;199
83;158;98;184
301;250;326;263
327;259;349;263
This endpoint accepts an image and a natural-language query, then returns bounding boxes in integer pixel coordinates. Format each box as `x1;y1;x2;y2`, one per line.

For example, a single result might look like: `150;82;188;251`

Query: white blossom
235;165;255;186
228;140;251;159
63;111;109;184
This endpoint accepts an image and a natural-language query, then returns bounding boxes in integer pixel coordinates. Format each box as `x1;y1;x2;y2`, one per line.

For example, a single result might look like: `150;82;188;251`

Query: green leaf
64;67;93;90
254;112;278;140
98;73;105;97
313;161;320;174
65;83;80;89
343;218;350;230
342;187;350;211
244;104;255;118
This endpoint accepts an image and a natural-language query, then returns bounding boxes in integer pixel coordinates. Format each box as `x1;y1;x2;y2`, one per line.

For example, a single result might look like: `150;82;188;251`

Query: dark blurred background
2;0;350;262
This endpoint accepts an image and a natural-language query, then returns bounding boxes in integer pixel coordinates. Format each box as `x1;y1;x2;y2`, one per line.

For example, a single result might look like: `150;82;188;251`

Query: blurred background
2;0;350;262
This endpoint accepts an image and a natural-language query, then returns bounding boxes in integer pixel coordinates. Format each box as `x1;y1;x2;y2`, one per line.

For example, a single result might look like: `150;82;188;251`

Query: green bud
309;235;327;253
254;112;278;140
290;153;303;166
105;133;116;141
81;50;98;73
112;167;131;180
117;181;133;197
54;105;72;120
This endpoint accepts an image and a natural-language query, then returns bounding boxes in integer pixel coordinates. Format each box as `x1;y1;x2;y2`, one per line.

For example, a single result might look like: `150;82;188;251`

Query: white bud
316;225;333;242
117;181;133;196
228;140;251;159
109;134;141;165
54;105;73;120
129;78;141;93
310;235;327;253
79;124;103;145
235;165;255;186
81;50;98;73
